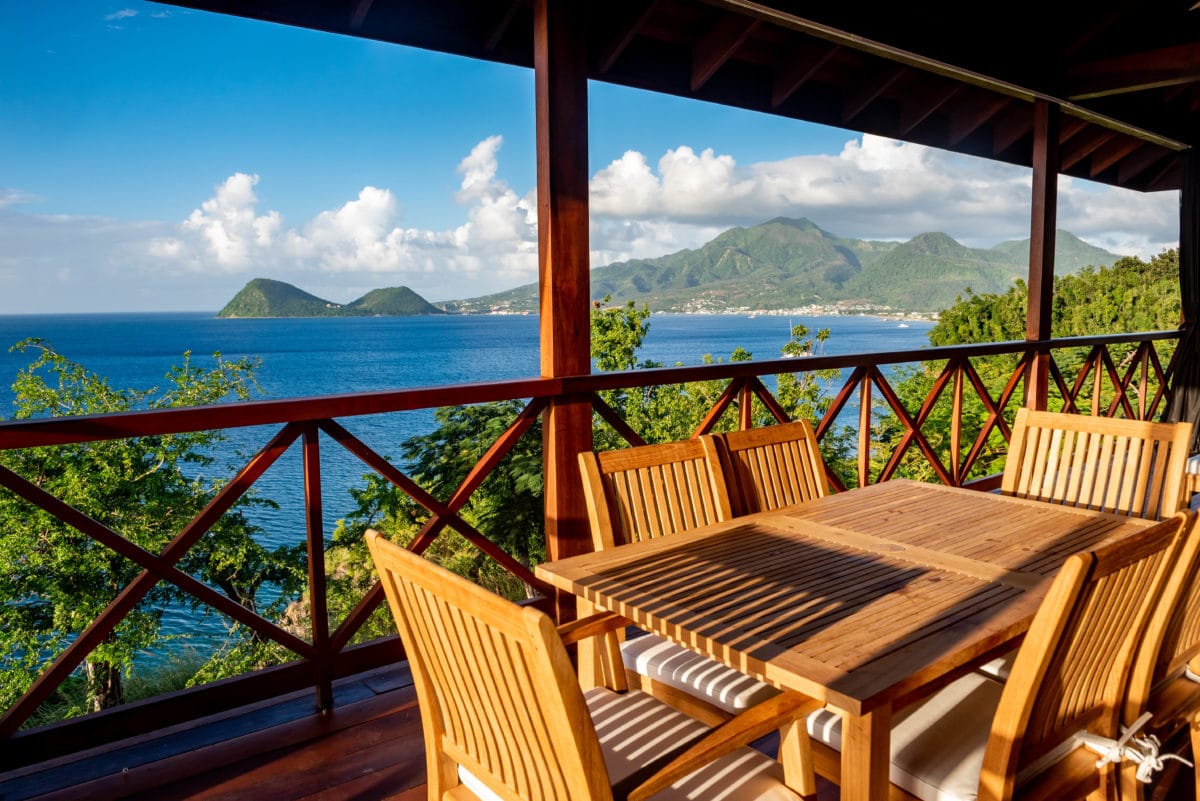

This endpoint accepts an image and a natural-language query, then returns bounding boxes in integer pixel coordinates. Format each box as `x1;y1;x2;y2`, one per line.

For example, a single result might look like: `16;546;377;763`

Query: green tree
0;340;304;717
873;249;1180;483
332;299;843;601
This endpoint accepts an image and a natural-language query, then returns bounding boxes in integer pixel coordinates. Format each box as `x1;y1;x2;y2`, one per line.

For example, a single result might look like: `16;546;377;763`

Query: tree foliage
873;250;1180;483
0;340;305;718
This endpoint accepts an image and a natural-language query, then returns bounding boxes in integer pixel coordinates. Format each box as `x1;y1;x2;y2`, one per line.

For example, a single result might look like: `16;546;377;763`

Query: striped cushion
807;671;1086;801
459;687;801;801
808;672;1002;801
622;633;782;714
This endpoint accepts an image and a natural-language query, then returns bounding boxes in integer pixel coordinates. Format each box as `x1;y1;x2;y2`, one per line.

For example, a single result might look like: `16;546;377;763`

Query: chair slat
1000;408;1193;520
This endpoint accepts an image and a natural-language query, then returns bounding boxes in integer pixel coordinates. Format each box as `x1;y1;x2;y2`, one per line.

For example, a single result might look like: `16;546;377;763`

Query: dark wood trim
535;0;593;570
1025;99;1060;410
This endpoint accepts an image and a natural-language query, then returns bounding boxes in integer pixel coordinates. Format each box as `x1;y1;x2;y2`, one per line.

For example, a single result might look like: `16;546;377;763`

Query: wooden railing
0;329;1180;765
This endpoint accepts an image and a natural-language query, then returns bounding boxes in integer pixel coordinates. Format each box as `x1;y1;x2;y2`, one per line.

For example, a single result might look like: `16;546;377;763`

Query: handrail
0;327;1180;763
0;331;1178;448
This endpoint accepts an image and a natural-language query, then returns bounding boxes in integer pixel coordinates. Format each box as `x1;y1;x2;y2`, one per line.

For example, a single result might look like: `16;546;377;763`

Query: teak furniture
1002;408;1193;520
365;529;818;801
809;509;1193;801
715;420;828;516
536;479;1159;801
578;439;781;725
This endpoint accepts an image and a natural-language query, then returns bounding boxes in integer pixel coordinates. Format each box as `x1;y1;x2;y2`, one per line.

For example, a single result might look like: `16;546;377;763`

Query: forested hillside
446;217;1120;314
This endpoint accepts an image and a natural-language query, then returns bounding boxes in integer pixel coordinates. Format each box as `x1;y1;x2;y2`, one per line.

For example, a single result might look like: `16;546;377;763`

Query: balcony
0;330;1189;799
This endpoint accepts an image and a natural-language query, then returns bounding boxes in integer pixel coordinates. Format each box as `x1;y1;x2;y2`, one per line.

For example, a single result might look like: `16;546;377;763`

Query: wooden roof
157;0;1199;193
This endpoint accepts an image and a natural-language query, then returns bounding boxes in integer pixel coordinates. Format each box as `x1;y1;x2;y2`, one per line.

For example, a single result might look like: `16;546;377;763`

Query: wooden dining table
534;478;1158;801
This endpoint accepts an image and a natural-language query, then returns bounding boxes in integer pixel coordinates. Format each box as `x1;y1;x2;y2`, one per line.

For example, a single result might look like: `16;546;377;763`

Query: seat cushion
808;672;1003;801
1187;453;1200;475
622;632;782;714
459;687;801;801
975;651;1016;681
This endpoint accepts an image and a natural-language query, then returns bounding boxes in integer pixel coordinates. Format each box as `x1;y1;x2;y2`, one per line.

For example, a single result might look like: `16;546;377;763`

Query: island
217;279;447;318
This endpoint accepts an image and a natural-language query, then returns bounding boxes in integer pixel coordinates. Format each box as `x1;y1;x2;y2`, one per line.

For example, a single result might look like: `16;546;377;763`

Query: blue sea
0;311;933;655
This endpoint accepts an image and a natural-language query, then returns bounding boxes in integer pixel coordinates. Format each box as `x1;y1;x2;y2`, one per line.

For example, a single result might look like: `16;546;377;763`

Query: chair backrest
978;510;1191;801
716;420;828;515
1126;508;1200;706
1001;407;1193;520
578;437;732;550
365;530;614;801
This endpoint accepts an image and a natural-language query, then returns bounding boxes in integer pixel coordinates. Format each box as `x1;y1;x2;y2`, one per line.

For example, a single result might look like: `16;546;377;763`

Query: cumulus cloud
5;133;1179;313
149;137;539;294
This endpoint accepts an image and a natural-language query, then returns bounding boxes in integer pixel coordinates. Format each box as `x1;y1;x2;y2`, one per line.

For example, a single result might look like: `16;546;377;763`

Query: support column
535;0;593;566
1024;100;1060;410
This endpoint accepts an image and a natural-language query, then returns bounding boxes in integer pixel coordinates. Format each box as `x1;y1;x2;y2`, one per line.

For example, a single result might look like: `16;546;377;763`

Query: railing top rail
0;330;1179;450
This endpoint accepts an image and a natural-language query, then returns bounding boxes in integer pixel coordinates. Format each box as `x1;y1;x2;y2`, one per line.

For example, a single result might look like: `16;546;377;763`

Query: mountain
443;218;1122;314
217;278;446;317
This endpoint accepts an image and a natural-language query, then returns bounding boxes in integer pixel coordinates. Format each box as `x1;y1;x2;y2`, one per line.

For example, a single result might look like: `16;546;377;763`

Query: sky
0;1;1183;314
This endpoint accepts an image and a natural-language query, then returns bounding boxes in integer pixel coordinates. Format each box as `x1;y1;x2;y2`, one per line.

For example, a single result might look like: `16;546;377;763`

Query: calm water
0;311;933;652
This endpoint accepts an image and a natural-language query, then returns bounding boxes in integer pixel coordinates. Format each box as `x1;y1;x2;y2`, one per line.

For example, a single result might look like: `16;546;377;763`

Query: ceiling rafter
1090;136;1146;177
842;64;907;124
947;94;1011;146
771;43;839;107
349;0;373;30
485;0;522;52
992;105;1033;154
691;13;761;91
899;81;963;136
1061;127;1117;171
1066;43;1200;100
1119;144;1174;185
597;0;662;74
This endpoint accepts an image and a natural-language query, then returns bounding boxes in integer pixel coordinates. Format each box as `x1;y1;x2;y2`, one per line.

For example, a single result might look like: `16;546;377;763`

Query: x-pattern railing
0;329;1180;759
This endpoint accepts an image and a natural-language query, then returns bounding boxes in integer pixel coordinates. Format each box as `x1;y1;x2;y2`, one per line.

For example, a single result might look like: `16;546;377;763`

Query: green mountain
217;278;446;318
443;218;1121;314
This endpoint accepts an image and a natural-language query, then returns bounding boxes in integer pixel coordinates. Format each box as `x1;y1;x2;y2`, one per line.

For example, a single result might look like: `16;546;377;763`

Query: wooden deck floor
2;663;1193;801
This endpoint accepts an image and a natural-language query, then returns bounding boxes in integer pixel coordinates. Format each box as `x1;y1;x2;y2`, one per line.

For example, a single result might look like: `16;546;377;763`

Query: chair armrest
557;611;633;646
615;691;822;801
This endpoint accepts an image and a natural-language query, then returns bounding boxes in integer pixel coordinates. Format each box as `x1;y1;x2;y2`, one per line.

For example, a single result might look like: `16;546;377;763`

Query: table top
536;479;1157;714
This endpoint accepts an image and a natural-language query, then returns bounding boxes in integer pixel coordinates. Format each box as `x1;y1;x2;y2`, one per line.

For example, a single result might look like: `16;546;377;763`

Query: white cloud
587;135;1177;263
148;138;540;295
104;9;137;21
1;134;1180;313
0;188;38;209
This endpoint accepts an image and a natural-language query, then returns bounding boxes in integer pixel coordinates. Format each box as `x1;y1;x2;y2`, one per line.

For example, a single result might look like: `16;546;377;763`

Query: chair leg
779;718;817;797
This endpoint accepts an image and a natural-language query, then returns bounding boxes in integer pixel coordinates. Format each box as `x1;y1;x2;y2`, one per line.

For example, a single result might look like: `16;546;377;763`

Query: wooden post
1024;100;1060;410
535;0;593;571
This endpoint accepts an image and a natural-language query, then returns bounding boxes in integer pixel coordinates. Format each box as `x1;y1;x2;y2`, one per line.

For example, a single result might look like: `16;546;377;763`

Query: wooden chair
365;529;819;801
578;438;782;725
714;420;828;516
1001;408;1193;521
805;510;1192;801
1119;508;1200;800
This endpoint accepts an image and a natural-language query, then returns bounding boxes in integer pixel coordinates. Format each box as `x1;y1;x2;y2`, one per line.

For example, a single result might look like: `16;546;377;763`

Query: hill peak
217;279;445;318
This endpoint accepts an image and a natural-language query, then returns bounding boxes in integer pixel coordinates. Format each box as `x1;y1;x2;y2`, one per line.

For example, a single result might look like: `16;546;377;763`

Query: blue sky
0;0;1181;313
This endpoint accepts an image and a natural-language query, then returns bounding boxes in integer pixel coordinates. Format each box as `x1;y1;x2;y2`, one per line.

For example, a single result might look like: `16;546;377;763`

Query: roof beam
1089;136;1145;177
771;43;839;107
899;81;962;136
692;14;760;91
1060;127;1117;171
842;65;907;124
1067;43;1200;100
947;94;1011;146
485;0;522;51
992;105;1032;154
597;0;661;74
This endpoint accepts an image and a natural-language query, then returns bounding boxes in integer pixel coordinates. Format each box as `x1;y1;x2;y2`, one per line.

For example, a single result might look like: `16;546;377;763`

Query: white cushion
808;672;1004;801
975;651;1016;682
1187;453;1200;475
460;687;801;801
622;633;782;714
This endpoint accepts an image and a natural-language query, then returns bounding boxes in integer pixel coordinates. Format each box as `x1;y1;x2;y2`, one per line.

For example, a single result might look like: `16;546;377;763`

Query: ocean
0;311;934;653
